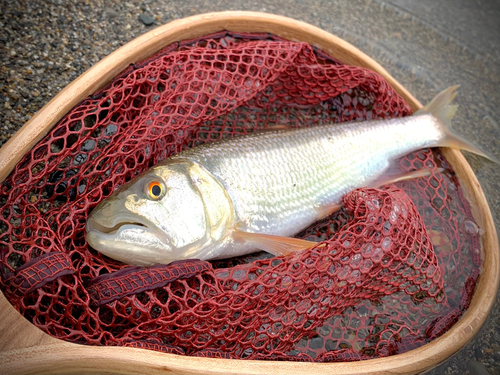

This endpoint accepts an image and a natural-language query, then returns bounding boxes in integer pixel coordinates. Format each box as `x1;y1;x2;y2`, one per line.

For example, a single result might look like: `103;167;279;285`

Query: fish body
171;114;441;257
86;87;490;265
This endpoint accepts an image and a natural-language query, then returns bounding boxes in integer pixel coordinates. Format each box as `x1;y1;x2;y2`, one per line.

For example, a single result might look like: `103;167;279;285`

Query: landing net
0;31;481;361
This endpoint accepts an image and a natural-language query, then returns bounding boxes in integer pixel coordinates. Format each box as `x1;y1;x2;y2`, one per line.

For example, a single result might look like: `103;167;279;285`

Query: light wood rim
0;11;498;375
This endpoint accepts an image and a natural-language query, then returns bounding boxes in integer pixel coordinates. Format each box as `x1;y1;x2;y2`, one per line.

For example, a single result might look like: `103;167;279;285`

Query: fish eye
147;181;164;200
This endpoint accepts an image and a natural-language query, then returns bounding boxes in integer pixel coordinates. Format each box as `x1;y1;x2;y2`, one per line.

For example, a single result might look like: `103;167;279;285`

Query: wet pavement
1;0;499;373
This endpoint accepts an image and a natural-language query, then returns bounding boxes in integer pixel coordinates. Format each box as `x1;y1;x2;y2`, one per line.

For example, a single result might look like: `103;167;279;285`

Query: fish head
86;160;234;265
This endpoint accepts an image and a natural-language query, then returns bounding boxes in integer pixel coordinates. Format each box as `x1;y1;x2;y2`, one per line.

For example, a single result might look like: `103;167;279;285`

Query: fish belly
176;115;442;248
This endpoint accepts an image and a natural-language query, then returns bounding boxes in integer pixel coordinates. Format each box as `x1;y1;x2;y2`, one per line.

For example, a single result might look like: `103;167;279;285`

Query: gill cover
86;160;235;265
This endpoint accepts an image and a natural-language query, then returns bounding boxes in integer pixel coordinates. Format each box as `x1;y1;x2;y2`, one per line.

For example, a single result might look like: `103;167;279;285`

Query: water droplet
389;211;397;223
360;259;373;273
78;183;86;194
381;237;392;251
347;270;360;283
383;221;391;233
73;153;88;166
215;270;230;279
104;123;118;136
328;264;337;275
361;243;373;257
281;276;292;287
401;207;408;219
426;265;435;276
463;220;479;235
350;253;362;268
337;266;351;280
232;268;247;280
372;248;383;262
81;139;95;152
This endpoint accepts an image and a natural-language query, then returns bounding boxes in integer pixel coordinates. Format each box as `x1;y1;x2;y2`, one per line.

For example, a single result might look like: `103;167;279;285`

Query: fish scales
173;114;443;238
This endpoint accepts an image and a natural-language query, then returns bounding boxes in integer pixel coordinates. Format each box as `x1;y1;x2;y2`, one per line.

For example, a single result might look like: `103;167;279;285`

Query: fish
85;86;494;266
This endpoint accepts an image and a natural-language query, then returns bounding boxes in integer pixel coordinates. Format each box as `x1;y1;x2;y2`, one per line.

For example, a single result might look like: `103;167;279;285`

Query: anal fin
233;230;317;257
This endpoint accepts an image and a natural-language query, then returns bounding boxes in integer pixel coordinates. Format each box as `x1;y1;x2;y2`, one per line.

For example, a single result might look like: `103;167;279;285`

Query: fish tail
416;86;498;163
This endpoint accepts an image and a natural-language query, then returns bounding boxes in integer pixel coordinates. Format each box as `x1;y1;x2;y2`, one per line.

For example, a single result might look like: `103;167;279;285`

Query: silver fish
86;86;491;265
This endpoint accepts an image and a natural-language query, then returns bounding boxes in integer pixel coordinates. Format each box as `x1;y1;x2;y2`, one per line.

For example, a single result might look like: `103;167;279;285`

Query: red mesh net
0;31;481;361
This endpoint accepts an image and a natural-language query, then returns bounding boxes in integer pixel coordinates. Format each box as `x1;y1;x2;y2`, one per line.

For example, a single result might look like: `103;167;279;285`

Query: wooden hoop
0;11;498;375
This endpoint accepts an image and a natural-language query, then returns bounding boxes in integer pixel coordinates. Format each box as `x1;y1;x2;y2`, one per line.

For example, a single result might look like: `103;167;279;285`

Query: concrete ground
1;0;499;373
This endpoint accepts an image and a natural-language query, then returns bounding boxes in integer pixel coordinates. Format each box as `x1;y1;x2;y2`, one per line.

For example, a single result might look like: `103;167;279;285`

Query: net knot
343;188;384;216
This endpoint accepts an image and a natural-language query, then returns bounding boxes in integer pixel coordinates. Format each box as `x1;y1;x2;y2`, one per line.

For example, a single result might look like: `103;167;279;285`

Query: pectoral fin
315;202;343;221
233;230;317;256
369;167;443;188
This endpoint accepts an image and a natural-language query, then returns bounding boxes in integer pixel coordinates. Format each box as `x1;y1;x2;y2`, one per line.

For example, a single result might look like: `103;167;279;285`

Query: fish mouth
86;218;146;235
85;215;173;266
85;213;170;248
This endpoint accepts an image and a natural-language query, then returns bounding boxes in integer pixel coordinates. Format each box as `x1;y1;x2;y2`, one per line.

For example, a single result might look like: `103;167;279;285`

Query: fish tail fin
416;85;498;163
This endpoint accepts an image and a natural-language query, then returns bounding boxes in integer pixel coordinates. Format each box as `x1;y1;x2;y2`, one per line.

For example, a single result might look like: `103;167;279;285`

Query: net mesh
0;31;481;361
